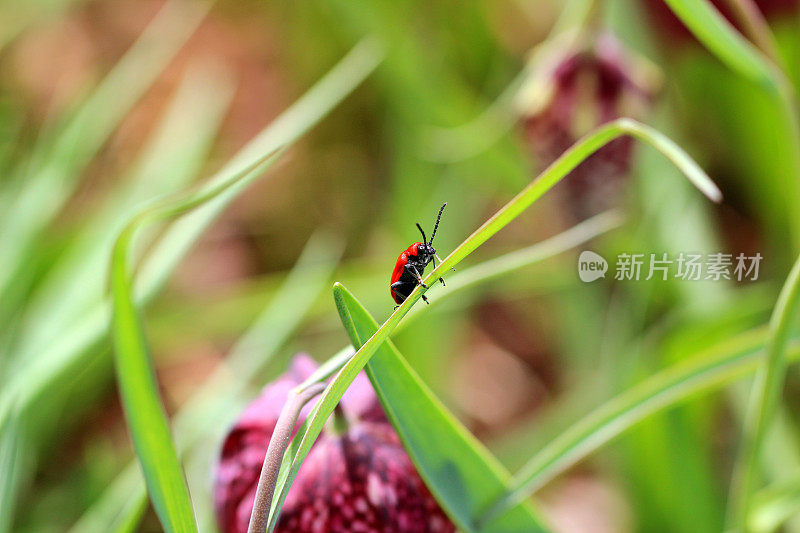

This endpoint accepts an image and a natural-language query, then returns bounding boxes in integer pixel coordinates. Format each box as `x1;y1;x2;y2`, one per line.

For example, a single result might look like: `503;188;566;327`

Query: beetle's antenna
416;223;427;244
429;203;446;244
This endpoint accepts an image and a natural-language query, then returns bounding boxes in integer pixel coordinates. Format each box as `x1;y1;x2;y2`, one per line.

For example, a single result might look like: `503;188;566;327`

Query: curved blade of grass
476;327;800;524
72;234;339;533
0;37;382;436
333;283;551;532
266;118;718;530
111;149;286;533
294;209;624;394
727;253;800;529
133;37;382;301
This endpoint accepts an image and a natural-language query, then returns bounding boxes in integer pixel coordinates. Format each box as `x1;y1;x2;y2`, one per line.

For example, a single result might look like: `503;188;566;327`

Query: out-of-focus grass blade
266;118;717;530
659;0;800;252
11;62;234;375
110;148;287;532
751;479;800;532
133;37;381;301
0;37;382;434
0;405;27;533
0;0;210;308
333;283;551;532
728;254;800;529
0;0;83;50
477;328;800;523
68;464;148;533
660;0;776;88
71;234;340;533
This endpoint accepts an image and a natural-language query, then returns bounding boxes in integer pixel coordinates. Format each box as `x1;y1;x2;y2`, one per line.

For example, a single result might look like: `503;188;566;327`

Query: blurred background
1;0;800;531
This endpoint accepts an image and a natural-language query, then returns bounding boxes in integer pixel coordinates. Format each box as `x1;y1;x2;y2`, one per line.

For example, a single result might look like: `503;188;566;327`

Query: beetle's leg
435;253;454;273
431;256;446;286
421;294;429;304
406;265;428;289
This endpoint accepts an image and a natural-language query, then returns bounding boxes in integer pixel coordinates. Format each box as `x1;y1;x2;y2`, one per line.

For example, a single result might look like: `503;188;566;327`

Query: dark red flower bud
214;354;455;533
518;34;659;217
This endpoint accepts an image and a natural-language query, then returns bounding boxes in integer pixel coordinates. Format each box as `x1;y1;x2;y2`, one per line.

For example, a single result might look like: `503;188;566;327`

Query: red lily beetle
390;203;447;306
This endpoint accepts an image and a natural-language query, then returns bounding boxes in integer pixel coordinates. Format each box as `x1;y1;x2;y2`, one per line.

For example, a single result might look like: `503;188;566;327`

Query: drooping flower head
214;354;455;533
517;33;660;217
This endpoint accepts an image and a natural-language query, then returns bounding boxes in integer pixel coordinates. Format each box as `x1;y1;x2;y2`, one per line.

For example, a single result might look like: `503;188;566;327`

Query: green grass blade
402;210;623;321
67;464;148;533
133;37;382;301
0;37;382;437
477;327;800;523
660;0;776;88
72;234;339;533
751;479;800;532
727;254;800;529
659;0;800;252
0;405;26;533
110;148;286;532
292;209;622;395
333;283;551;532
266;118;717;530
110;146;296;529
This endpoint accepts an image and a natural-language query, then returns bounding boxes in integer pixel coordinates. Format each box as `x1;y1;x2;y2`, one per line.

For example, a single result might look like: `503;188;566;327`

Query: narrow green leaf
751;479;800;532
0;404;26;533
73;234;339;533
478;327;800;523
659;0;800;252
728;253;800;529
333;283;551;532
267;118;718;530
110;150;283;533
660;0;776;89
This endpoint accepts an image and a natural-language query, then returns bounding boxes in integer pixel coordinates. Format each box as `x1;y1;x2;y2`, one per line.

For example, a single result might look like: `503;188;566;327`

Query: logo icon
578;251;608;282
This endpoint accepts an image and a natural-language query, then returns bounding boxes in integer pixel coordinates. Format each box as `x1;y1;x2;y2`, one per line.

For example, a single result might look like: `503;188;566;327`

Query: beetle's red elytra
390;203;447;306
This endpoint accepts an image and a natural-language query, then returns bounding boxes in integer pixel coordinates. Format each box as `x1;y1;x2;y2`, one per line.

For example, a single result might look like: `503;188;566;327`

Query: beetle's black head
416;242;436;262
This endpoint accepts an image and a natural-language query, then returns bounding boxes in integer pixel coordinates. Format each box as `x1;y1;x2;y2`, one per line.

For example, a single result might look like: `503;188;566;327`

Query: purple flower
518;34;659;217
214;354;455;533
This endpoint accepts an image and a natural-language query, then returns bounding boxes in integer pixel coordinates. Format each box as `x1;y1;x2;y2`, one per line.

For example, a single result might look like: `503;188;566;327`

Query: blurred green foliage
1;0;800;532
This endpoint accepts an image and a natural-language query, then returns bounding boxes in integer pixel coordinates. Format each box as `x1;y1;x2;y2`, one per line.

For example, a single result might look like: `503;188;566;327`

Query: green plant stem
247;383;326;533
727;253;800;531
